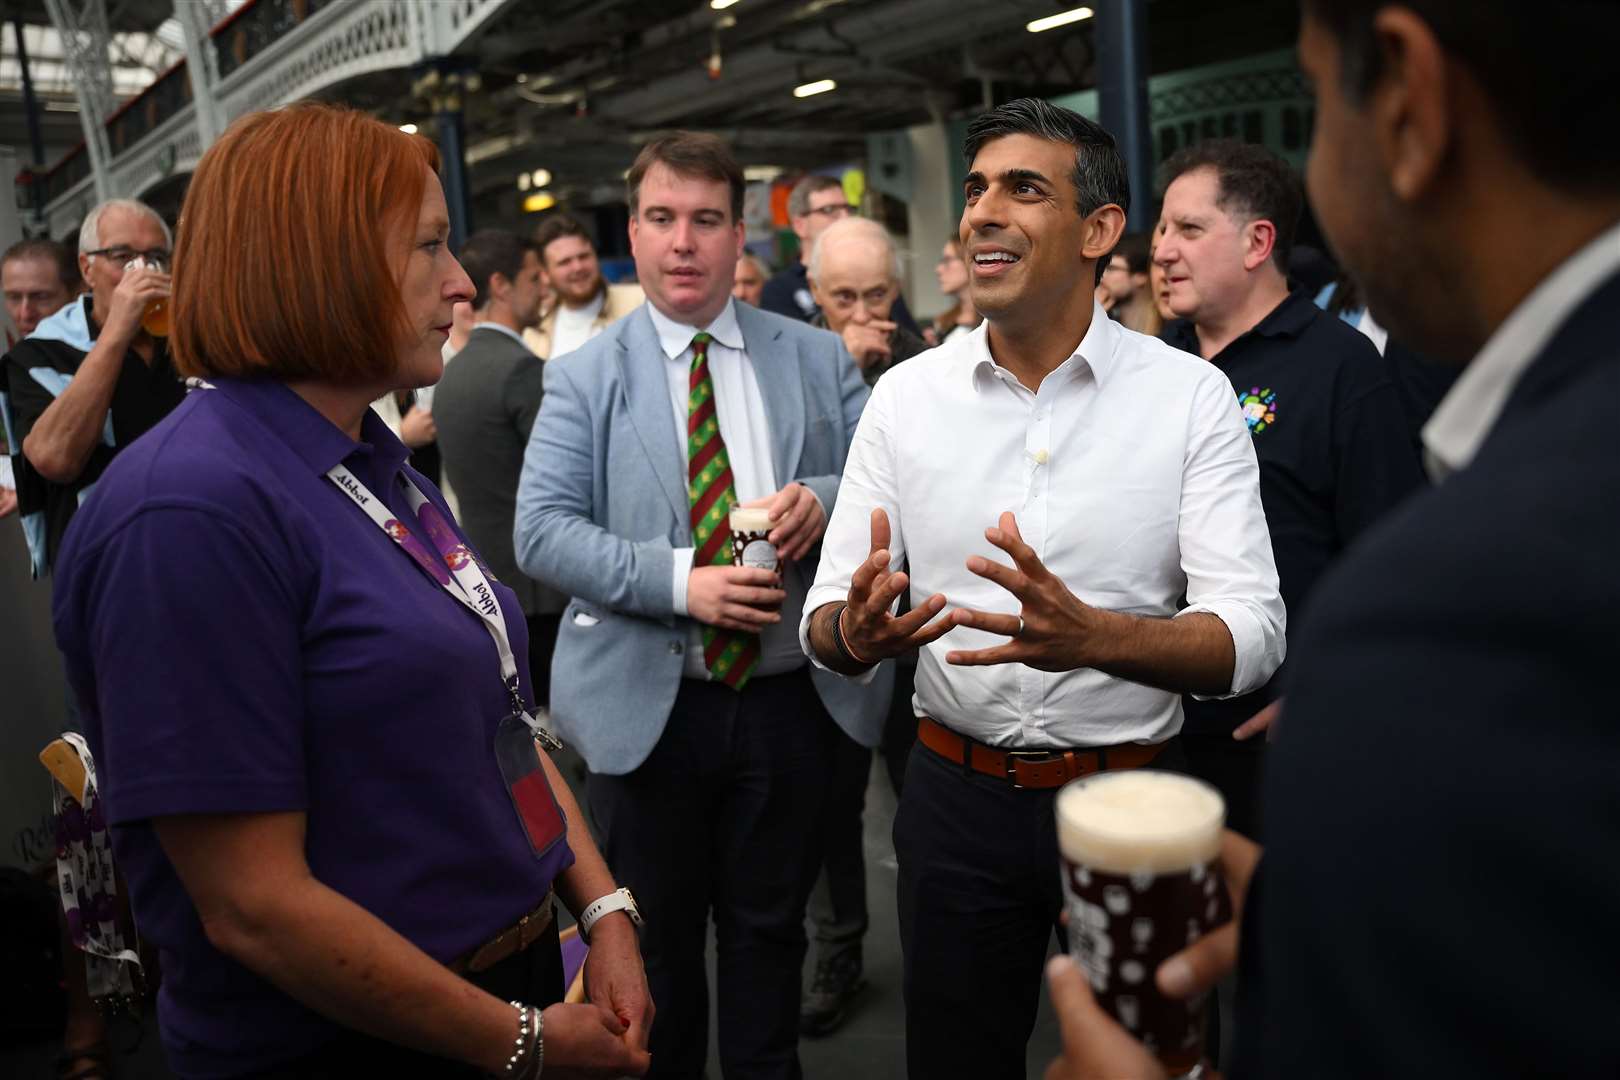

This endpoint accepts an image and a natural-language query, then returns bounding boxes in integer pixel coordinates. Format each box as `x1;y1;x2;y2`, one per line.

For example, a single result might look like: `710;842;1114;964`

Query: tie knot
690;331;712;353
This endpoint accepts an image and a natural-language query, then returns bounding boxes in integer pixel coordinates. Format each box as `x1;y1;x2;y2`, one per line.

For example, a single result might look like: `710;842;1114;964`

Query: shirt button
670;641;684;655
1034;449;1050;465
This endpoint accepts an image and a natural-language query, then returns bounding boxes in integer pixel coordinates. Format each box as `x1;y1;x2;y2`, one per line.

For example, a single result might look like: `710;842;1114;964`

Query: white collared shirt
645;298;806;678
801;304;1285;748
1423;218;1620;482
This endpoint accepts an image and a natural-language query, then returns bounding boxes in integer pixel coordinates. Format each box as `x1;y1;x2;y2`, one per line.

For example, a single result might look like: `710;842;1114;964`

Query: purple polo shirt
51;376;574;1078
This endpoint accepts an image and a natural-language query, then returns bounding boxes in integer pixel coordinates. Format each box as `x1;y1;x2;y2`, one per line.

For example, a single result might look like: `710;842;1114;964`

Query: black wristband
828;602;874;669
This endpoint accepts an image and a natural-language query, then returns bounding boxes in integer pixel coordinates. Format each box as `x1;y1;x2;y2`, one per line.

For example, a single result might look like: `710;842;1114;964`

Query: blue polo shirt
51;376;574;1077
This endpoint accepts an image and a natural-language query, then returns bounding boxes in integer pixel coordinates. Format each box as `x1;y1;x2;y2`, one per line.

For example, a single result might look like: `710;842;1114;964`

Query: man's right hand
838;508;954;662
687;565;785;632
539;1002;651;1077
104;265;171;340
841;320;895;372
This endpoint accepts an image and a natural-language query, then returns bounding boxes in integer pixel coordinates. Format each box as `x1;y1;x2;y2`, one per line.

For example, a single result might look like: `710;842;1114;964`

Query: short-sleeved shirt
51;376;574;1077
0;296;186;572
1165;290;1425;733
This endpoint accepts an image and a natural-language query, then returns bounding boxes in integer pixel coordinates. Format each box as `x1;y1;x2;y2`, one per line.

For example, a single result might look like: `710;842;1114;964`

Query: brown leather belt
450;891;556;975
917;715;1164;790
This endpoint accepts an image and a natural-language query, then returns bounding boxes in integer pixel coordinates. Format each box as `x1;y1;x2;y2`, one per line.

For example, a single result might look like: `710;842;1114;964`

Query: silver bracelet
500;1000;542;1079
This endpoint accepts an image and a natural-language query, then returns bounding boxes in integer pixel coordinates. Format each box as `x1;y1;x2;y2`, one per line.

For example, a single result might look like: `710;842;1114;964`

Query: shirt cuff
1177;601;1281;700
671;547;695;617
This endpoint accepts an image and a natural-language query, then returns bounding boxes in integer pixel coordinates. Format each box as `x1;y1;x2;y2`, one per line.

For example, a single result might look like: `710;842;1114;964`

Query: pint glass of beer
1056;770;1229;1077
728;506;779;574
123;255;170;338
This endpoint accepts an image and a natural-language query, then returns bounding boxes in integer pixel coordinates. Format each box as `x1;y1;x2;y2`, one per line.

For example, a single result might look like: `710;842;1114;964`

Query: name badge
493;713;567;859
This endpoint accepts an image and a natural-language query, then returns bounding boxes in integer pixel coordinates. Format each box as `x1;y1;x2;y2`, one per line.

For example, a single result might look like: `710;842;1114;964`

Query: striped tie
687;332;759;690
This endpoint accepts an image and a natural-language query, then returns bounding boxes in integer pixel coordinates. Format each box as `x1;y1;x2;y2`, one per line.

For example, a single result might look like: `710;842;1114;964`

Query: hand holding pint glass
1056;771;1231;1078
119;254;172;338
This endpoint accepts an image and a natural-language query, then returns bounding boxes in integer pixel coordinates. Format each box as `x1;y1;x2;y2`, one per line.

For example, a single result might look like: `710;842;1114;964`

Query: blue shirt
52;376;573;1077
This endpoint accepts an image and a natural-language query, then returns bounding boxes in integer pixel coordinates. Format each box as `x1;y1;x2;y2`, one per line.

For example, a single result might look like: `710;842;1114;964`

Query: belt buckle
1005;749;1061;790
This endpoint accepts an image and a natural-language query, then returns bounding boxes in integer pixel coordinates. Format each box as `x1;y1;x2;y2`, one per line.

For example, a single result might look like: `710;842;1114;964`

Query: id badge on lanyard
327;462;566;860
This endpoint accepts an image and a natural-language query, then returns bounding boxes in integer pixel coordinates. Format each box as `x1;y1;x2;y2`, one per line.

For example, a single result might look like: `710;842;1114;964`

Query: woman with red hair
50;103;651;1078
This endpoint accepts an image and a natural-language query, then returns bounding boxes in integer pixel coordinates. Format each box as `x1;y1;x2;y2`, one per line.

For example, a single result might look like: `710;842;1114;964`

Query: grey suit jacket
514;301;893;774
433;325;566;616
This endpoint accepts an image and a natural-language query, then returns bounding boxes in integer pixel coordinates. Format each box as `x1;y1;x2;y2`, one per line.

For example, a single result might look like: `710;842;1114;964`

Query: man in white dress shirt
800;98;1285;1077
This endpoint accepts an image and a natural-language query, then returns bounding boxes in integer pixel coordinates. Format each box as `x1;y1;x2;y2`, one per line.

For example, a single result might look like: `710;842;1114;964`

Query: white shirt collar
968;299;1118;393
646;297;745;360
471;320;531;349
1423;217;1620;480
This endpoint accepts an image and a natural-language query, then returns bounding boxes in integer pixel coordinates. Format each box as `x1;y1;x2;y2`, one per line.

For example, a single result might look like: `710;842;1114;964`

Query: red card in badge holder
494;713;567;859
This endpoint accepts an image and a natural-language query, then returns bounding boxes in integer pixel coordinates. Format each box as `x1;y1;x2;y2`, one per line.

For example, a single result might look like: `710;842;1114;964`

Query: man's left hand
742;482;826;562
0;486;15;520
945;511;1098;671
582;914;655;1053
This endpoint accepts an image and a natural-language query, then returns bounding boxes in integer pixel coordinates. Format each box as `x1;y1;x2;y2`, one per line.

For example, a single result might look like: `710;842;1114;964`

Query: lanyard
326;462;562;750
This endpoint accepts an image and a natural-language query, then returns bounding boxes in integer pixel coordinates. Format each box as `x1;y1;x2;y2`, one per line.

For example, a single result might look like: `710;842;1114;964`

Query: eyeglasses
86;246;171;267
805;203;853;219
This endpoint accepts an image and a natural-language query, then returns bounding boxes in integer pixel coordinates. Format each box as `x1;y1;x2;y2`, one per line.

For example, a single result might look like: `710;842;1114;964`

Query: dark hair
530;212;593;268
1301;0;1620;194
626;132;745;223
172;103;438;384
1115;232;1152;275
788;175;844;219
1159;139;1302;269
459;230;537;309
1;238;79;293
963;97;1130;218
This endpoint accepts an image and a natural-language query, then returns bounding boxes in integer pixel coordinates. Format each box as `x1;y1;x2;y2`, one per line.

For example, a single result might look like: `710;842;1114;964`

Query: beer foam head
1056;770;1224;875
729;507;773;532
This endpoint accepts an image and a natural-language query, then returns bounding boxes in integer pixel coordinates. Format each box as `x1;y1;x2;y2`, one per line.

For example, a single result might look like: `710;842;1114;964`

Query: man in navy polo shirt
1156;140;1423;838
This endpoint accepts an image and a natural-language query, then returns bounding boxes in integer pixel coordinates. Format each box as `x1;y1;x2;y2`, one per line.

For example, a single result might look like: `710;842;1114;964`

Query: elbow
21;436;77;485
195;900;279;967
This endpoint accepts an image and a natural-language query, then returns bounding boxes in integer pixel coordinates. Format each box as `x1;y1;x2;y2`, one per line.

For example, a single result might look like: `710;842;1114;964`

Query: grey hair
79;198;173;259
738;251;770;277
807;217;902;284
963;97;1130;218
787;174;845;220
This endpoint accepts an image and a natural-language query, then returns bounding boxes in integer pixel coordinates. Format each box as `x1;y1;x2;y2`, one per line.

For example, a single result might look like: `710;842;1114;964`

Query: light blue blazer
514;301;893;775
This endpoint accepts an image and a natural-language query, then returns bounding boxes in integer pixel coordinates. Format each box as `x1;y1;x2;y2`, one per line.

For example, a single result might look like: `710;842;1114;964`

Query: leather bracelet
829;602;874;668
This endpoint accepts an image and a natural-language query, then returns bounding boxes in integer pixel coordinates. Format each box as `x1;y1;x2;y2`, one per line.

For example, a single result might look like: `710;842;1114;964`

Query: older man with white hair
808;216;928;386
0;197;182;576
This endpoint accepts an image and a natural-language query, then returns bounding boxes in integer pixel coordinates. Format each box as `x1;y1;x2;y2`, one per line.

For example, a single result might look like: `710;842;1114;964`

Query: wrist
831;602;874;668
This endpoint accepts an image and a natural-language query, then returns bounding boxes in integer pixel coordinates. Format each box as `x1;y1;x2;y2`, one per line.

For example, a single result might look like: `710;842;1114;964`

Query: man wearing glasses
762;175;928;342
0;198;183;576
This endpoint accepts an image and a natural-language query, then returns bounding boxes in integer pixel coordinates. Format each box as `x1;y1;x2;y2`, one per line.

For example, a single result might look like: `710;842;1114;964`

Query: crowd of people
1;1;1615;1077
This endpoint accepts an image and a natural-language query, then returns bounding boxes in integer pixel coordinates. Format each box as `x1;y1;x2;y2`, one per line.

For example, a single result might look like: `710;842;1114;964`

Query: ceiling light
793;79;836;99
531;168;552;188
1026;7;1093;32
523;192;557;214
711;0;739;8
398;123;418;134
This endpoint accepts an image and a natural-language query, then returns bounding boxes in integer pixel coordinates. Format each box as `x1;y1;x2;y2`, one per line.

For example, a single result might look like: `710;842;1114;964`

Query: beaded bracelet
501;1000;544;1079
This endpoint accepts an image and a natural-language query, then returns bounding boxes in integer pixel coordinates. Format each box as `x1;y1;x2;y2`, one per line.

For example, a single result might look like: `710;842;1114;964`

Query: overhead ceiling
5;0;1298;225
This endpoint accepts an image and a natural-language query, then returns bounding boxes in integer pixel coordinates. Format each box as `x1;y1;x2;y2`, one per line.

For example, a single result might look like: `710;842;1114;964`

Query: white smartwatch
578;887;643;943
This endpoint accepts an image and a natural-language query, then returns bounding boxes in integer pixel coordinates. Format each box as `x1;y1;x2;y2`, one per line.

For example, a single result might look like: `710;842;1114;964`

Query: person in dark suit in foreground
1042;1;1620;1077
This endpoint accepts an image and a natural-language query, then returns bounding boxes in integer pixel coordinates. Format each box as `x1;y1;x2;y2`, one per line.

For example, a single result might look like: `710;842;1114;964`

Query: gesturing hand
839;508;955;662
740;482;825;562
945;511;1099;671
